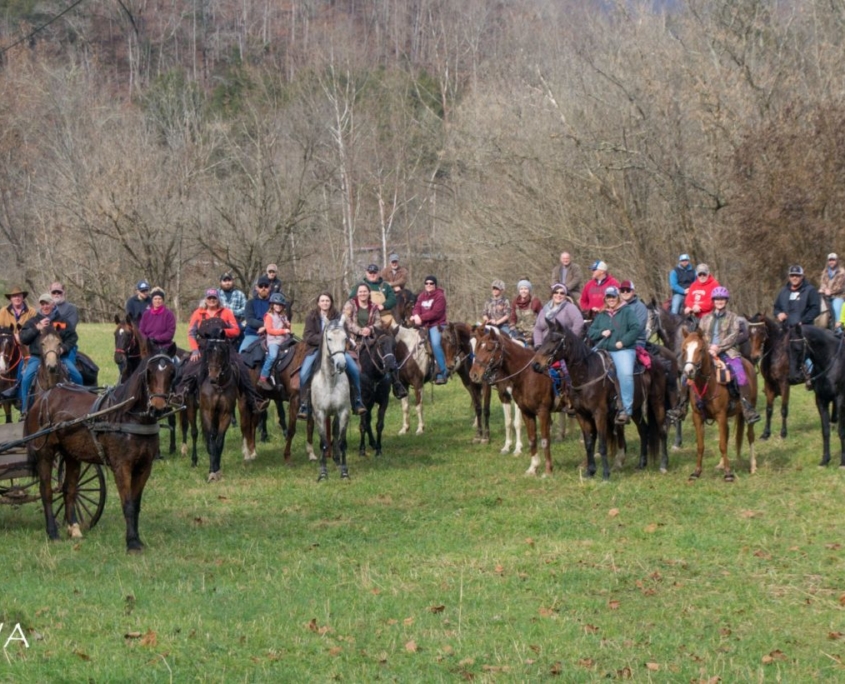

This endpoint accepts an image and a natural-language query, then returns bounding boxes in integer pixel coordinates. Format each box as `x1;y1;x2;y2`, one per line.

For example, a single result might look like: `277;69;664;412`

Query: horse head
323;320;348;375
746;314;768;365
371;329;398;375
787;323;809;385
680;329;709;380
143;353;178;414
198;317;227;344
469;326;504;384
40;323;64;379
204;339;231;387
531;320;566;373
113;314;141;366
441;323;470;374
0;326;18;376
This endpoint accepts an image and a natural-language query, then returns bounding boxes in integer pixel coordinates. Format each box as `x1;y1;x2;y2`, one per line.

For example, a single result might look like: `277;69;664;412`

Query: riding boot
352;385;367;416
0;383;19;402
739;386;761;424
257;376;273;391
297;378;312;420
388;372;408;399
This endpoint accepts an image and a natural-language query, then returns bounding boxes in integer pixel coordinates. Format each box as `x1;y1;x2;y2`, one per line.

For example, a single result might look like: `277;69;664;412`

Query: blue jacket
244;297;271;335
669;263;696;296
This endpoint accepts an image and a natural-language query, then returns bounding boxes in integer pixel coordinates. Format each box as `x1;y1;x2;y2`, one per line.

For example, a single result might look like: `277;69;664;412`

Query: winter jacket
773;279;821;325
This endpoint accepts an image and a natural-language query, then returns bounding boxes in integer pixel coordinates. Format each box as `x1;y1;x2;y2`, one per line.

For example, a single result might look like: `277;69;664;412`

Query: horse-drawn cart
0;419;107;530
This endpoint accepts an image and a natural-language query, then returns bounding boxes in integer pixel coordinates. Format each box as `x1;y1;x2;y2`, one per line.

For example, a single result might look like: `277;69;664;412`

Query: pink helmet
711;286;730;300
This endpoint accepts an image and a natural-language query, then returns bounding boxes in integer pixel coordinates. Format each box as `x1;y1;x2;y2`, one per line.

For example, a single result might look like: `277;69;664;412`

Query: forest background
1;0;842;321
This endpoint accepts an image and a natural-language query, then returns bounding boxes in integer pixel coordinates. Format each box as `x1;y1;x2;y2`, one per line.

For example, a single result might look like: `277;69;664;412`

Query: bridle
203;339;232;387
442;325;470;373
114;324;141;361
324;323;348;376
0;332;22;381
143;353;179;414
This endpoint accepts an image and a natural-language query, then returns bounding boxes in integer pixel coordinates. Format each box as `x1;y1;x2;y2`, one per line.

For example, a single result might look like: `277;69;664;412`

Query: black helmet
269;293;287;306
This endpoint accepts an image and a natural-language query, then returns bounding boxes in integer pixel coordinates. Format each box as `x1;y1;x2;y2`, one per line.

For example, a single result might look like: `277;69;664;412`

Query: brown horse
680;330;757;481
747;314;801;440
0;327;24;422
470;326;560;476
26;353;178;551
113;314;146;383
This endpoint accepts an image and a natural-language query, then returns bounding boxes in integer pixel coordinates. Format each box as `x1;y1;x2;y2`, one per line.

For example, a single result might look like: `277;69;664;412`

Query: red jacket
579;275;620;314
684;275;720;318
412;288;447;327
187;307;239;350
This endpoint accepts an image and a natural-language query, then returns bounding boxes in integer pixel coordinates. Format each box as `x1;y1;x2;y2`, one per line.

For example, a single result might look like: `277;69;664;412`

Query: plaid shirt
217;287;247;320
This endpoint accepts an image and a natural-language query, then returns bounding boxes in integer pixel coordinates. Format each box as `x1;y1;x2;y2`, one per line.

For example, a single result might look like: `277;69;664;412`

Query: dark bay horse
113;315;146;383
748;314;801;440
471;326;560;476
787;324;845;467
356;329;400;457
26;353;178;551
680;330;757;480
0;327;24;422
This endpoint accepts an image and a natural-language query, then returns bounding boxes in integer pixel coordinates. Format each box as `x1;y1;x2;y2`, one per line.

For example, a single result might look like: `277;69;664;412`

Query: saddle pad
241;338;266;369
272;343;297;375
76;352;100;386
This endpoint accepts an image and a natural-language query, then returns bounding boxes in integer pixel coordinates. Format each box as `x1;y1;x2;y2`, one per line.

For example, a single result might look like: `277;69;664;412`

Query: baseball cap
38;292;54;304
220;272;234;281
366;264;380;273
788;265;804;276
591;260;608;272
266;264;278;272
389;253;399;262
828;253;838;261
136;280;150;291
604;286;620;298
696;264;710;276
205;288;219;298
256;275;271;286
679;253;690;261
619;280;635;290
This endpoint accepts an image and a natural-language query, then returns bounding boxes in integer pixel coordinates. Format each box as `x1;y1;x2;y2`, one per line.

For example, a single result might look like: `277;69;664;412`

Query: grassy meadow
1;322;845;682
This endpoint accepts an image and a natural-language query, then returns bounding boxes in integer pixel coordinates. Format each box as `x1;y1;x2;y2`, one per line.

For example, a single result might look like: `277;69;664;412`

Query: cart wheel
54;458;107;530
0;475;40;505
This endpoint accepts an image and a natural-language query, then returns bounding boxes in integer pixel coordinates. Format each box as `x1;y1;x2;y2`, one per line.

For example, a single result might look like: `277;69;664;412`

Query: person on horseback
533;284;585;347
256;293;291;391
509;279;542;342
251;263;283;298
699;287;761;424
774;265;821;326
410;275;449;385
580;260;620;318
139;287;177;356
684;264;720;318
381;253;408;293
17;293;84;416
217;272;247;332
351;264;397;329
0;287;37;400
669;253;695;315
819;253;845;326
240;275;273;353
550;252;584;302
587;286;640;425
481;279;512;336
619;280;648;347
125;280;152;323
297;292;368;420
49;282;80;371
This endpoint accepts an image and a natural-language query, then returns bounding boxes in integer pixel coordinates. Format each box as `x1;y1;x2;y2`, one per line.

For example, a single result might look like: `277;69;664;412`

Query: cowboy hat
4;286;28;299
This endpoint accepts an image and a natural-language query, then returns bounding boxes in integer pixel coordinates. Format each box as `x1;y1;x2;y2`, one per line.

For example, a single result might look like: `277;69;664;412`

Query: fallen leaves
429;605;446;613
405;640;418;653
306;618;331;635
608;508;620;518
608;600;621;610
762;649;788;664
645;661;660;671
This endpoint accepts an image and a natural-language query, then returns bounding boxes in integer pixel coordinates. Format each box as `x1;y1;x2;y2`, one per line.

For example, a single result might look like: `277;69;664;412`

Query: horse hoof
724;473;735;482
341;472;350;480
207;471;221;483
659;467;668;474
671;445;681;452
472;437;483;444
308;454;318;462
688;472;700;480
375;450;382;458
759;434;770;441
317;474;327;482
819;460;830;467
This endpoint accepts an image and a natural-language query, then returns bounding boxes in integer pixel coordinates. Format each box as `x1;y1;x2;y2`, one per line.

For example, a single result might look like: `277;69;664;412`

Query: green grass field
2;323;845;682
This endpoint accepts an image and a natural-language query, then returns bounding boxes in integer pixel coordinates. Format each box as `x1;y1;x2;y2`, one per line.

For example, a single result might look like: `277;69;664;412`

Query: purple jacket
533;300;585;348
140;306;177;346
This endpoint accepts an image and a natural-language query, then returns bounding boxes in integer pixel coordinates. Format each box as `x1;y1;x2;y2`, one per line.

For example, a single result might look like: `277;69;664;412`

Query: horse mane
552;320;592;365
108;354;155;413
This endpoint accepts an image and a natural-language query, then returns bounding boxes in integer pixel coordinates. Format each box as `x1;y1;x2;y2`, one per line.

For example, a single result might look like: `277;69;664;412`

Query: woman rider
297;292;367;420
509;279;542;342
139;287;177;356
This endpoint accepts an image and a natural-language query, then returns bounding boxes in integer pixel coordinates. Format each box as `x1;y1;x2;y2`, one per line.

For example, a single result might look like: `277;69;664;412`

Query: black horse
356;330;400;457
788;324;845;467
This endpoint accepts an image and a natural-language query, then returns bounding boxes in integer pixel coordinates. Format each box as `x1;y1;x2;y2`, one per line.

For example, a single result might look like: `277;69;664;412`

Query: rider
381;253;408;293
533;284;585;347
481;279;511;336
774;265;821;326
684;263;719;319
509;279;542;341
550;252;584;303
0;287;37;400
618;280;648;347
256;293;291;391
352;264;397;329
699;287;761;424
49;282;80;371
240;276;272;352
410;275;449;385
580;260;620;318
251;263;283;297
18;293;84;416
217;272;247;334
819;253;845;326
125;280;152;323
139;287;177;356
669;253;695;315
587;286;640;425
297;292;367;419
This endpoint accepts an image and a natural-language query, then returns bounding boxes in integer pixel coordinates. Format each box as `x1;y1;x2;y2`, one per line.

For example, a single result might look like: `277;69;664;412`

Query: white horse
311;319;351;481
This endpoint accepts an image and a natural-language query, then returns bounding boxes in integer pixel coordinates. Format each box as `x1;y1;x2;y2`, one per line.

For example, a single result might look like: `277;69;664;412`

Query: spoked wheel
0;475;41;506
54;457;107;530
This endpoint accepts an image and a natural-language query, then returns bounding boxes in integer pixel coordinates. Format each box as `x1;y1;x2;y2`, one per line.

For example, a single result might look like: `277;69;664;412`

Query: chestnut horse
680;330;757;480
0;327;24;422
470;326;559;476
26;353;178;551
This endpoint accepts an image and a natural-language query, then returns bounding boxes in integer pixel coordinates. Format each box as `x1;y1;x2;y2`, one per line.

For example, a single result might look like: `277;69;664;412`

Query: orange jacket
187;307;239;350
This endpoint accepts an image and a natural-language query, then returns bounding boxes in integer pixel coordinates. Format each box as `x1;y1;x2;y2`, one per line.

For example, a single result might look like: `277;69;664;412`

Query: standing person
669;254;695;315
819;253;845;326
533;284;585;347
684;264;720;319
217;272;247;329
18;293;84;415
240;276;272;352
774;265;821;326
587;286;640;425
550;251;584;302
252;263;283;297
699;287;760;424
48;281;80;371
139;287;177;356
481;279;511;335
618;280;648;347
579;260;620;317
351;264;397;328
381;253;408;293
125;280;152;322
297;292;367;419
410;275;448;385
509;279;543;341
256;293;291;391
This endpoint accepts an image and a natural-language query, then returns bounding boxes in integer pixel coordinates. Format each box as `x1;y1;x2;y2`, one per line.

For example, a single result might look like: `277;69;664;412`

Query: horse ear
682;327;690;339
125;314;134;325
114;314;121;325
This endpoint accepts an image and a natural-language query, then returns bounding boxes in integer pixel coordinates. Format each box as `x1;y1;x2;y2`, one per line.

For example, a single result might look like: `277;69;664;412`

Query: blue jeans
428;326;447;379
609;348;636;415
239;332;260;353
299;350;361;397
20;354;83;412
671;294;685;315
832;297;844;326
260;344;280;378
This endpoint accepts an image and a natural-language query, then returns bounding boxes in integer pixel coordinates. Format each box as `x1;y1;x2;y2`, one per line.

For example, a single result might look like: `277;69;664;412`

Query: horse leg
277;397;287;434
780;384;789;439
180;409;189;457
359;410;369;457
305;415;316;461
337;416;350;479
481;383;491;445
398;396;411;435
596;414;610;481
539;410;553;476
258;410;269;443
317;418;329;482
673;420;683;450
239;397;257;461
126;458;153;552
760;383;775;440
718;413;734;482
837;400;845;468
61;457;83;539
3;402;10;424
500;400;513;454
414;386;424;435
524;413;540;476
689;412;705;480
513;406;523;455
818;395;832;466
35;451;60;541
190;406;199;467
375;401;387;457
168;413;177;454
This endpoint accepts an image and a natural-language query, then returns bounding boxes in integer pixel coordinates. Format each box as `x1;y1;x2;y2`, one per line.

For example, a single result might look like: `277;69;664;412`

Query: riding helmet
711;286;730;300
269;293;287;306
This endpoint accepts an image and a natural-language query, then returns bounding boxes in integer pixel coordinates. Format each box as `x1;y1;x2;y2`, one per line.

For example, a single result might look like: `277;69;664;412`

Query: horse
25;353;178;551
312;319;351;481
787;324;845;467
747;314;802;440
0;326;24;422
470;326;561;476
113;314;146;383
680;330;757;480
356;329;400;457
392;289;417;327
441;322;523;455
196;318;249;480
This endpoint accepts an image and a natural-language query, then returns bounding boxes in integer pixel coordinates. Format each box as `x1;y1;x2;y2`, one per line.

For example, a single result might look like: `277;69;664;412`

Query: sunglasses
697;273;708;277
619;288;632;293
257;284;270;288
424;281;435;285
51;290;63;294
552;290;565;295
789;274;802;278
605;295;619;300
267;270;277;273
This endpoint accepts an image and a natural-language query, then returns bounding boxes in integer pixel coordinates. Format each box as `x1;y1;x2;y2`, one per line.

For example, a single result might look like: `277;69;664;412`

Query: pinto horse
747;314;802;440
0;327;24;422
26;353;178;551
787;324;845;467
471;326;560;476
680;330;757;480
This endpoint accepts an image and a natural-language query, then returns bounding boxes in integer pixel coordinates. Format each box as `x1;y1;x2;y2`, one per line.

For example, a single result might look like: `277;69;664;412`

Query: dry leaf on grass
429;605;446;613
828;631;845;640
578;658;595;668
608;508;620;517
494;564;505;574
643;523;659;533
405;640;418;653
645;661;660;671
608;600;621;610
550;661;563;675
584;624;600;634
74;650;91;661
762;649;788;664
140;630;157;647
616;666;633;679
329;646;342;656
539;606;557;617
403;617;414;626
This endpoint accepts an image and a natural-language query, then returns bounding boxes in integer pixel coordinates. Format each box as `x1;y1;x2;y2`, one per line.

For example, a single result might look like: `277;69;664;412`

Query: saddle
272;340;298;375
240;338;265;369
76;352;100;386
